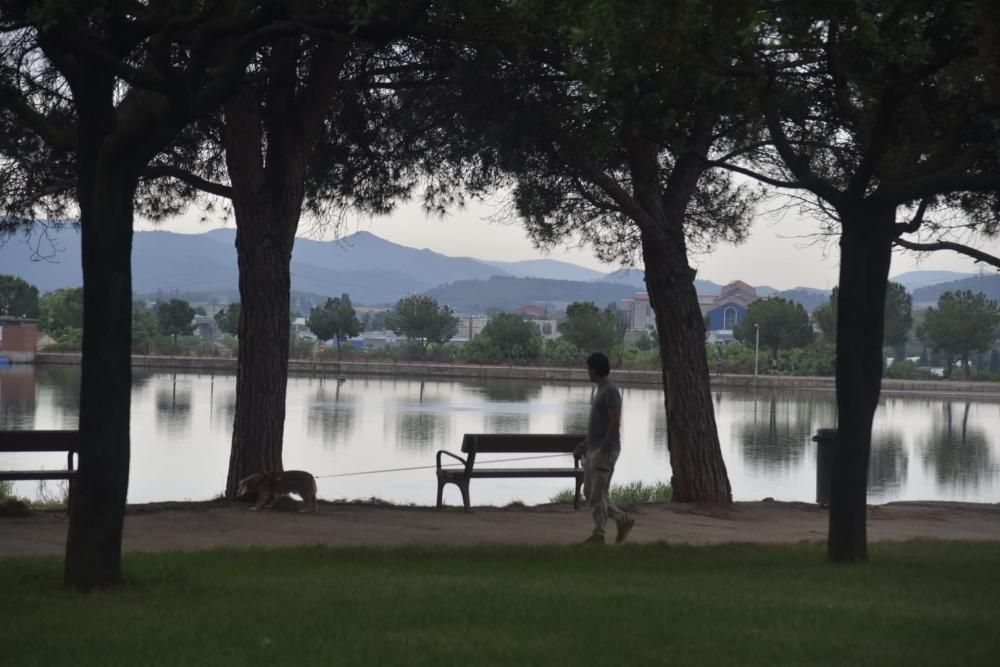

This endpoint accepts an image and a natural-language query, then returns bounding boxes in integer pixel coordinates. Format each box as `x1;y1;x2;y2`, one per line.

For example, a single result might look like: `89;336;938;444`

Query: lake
2;365;998;505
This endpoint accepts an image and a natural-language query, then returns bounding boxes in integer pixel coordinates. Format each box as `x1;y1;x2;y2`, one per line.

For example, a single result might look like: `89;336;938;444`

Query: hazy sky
136;196;1000;291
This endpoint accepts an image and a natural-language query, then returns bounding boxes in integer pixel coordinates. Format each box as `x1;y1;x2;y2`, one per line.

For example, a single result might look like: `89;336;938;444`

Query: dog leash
313;453;571;479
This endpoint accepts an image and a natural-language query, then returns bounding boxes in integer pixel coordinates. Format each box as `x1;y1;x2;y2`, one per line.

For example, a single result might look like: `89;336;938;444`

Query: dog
237;470;318;512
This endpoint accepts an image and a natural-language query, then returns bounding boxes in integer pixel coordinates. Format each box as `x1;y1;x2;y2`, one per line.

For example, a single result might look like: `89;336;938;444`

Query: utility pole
754;323;760;377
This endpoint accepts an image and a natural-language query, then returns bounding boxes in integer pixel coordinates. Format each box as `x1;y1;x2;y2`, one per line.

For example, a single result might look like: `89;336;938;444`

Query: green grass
1;542;998;666
550;479;673;504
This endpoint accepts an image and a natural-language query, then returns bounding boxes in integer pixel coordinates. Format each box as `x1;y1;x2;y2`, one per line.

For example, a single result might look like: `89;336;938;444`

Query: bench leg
574;476;583;510
436;478;445;508
460;481;471;512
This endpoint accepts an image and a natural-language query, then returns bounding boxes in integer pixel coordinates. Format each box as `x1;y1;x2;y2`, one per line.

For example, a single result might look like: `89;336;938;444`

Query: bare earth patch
2;499;1000;557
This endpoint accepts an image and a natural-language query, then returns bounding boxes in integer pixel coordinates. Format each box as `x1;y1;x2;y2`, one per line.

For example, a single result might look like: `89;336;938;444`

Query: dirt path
3;500;1000;557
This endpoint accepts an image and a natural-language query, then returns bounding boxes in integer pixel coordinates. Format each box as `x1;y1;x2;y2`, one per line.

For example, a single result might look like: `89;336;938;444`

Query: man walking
575;352;635;544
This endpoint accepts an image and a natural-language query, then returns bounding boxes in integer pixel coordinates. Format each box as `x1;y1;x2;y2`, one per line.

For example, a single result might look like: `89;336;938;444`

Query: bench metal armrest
436;450;467;471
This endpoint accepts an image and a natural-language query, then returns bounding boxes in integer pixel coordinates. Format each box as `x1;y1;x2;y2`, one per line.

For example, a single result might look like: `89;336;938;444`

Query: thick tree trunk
829;211;894;562
222;82;307;497
65;119;139;590
641;227;732;503
224;208;296;494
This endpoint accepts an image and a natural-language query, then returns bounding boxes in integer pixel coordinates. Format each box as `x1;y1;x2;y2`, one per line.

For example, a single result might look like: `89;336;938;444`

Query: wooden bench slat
469;468;583;478
0;430;81;453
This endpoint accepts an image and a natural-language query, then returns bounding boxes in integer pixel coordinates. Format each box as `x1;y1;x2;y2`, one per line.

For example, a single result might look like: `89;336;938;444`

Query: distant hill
911;274;1000;306
890;270;975;291
423;276;637;312
775;287;830;313
0;227;515;306
485;258;606;282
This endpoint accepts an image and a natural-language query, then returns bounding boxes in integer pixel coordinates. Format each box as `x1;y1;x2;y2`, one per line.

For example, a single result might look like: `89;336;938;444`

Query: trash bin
812;428;836;506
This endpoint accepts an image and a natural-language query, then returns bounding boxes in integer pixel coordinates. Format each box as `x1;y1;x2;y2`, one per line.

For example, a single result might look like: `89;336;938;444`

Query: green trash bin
812;428;836;506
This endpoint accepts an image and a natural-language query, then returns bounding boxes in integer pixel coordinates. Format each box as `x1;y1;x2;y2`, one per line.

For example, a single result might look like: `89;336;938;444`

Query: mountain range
0;225;989;312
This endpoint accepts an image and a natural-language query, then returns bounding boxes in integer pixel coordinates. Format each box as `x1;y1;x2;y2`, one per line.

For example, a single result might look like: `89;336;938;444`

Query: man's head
586;352;611;381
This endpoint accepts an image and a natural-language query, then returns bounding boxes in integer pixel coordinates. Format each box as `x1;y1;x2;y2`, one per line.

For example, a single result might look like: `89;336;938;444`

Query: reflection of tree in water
307;383;355;445
651;407;667;450
564;408;590;437
36;365;81;416
0;367;36;428
395;410;448;451
484;412;529;434
738;394;810;469
214;390;237;430
475;381;542;403
867;431;907;496
155;375;192;429
919;402;996;489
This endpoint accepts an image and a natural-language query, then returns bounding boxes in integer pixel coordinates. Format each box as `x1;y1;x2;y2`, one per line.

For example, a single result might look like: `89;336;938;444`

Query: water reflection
394;409;449;451
155;374;192;429
919;402;996;490
37;365;80;418
4;366;1000;505
474;381;543;402
307;383;356;444
738;393;810;470
0;366;36;428
868;431;907;495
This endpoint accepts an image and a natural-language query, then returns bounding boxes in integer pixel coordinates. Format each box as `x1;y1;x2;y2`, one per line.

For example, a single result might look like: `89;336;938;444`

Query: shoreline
31;352;1000;398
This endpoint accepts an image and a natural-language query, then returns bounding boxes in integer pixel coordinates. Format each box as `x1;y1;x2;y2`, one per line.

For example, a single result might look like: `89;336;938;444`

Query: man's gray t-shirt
586;381;622;451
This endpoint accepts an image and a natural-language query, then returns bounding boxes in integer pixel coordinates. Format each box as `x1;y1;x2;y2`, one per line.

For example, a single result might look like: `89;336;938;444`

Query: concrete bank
31;352;1000;398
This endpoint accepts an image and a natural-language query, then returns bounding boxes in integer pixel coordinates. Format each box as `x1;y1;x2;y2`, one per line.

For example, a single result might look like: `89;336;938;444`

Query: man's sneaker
581;533;605;545
615;516;635;544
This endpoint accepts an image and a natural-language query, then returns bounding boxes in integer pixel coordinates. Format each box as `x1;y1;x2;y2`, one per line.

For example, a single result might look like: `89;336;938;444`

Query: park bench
436;433;585;511
0;430;80;505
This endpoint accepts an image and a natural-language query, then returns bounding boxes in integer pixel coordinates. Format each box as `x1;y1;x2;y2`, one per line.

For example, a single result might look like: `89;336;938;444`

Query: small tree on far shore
307;294;362;356
386;295;458;355
213;303;240;336
155;299;196;351
734;298;813;363
919;291;1000;379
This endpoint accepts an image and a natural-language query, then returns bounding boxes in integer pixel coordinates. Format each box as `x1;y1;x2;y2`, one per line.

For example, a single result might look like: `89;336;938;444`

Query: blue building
701;281;758;342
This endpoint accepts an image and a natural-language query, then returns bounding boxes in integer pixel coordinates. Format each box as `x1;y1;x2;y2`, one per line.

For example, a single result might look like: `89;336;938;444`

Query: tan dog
238;470;318;512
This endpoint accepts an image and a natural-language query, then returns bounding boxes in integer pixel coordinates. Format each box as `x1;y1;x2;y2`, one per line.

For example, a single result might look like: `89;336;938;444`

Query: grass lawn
1;541;998;666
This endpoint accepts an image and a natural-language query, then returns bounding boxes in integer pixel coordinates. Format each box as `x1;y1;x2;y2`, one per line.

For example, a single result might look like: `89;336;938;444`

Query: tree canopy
155;299;196;345
480;313;542;362
919;291;1000;378
814;283;913;353
734;298;813;362
38;287;84;334
307;294;362;351
387;295;458;352
557;302;619;355
0;275;39;318
213;303;240;336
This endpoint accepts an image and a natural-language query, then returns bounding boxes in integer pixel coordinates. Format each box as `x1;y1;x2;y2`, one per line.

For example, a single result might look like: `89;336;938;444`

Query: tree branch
894;237;1000;269
143;164;232;199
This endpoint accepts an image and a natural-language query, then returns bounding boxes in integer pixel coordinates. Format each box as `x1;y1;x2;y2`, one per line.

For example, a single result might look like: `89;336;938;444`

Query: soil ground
3;499;1000;557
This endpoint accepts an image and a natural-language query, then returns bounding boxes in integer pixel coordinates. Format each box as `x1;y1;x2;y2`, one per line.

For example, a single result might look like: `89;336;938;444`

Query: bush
541;339;585;367
550;480;672;504
884;359;936;380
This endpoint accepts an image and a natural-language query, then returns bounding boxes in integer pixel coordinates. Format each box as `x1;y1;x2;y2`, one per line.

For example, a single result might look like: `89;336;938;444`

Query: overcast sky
136;196;1000;291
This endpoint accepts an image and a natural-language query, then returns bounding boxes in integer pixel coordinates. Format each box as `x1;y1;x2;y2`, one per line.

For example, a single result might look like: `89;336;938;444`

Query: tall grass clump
549;480;672;504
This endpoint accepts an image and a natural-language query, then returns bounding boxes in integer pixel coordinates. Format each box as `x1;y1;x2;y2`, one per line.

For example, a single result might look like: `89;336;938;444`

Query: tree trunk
222;80;307;496
224;208;295;494
641;228;732;503
828;210;894;562
64;117;139;590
